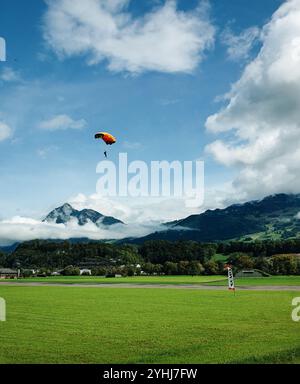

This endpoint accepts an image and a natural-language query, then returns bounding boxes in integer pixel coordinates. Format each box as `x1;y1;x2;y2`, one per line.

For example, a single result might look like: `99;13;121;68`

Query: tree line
0;238;300;276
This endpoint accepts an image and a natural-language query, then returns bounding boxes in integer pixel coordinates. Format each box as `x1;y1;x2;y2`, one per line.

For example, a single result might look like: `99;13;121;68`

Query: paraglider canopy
95;132;116;145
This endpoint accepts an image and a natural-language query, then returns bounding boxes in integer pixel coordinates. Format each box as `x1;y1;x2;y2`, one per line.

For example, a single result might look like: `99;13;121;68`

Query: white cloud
37;145;59;159
69;193;201;224
221;26;260;61
0;215;161;246
0;186;245;245
0;191;204;245
205;0;300;201
38;114;87;131
0;121;12;141
159;98;180;106
122;141;143;150
43;0;215;74
0;67;21;82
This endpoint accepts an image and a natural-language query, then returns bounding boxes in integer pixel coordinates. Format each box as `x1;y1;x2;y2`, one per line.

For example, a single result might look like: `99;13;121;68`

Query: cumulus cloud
42;0;215;74
221;26;260;61
0;215;160;246
0;121;12;141
205;0;300;201
38;114;87;131
69;193;201;224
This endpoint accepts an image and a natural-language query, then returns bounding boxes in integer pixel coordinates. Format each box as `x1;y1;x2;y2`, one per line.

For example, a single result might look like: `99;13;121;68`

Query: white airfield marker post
225;264;236;295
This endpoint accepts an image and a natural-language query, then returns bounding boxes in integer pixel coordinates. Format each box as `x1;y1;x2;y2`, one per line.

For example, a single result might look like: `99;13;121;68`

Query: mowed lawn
6;275;300;287
0;286;300;364
9;275;226;285
204;276;300;286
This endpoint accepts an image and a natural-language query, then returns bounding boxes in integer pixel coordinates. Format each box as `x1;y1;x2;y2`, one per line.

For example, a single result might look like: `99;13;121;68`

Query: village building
235;269;266;278
0;268;18;279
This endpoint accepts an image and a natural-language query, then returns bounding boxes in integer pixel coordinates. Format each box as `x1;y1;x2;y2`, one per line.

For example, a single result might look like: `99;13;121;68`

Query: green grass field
204;276;300;286
0;285;300;364
5;275;300;287
7;275;226;285
211;253;228;262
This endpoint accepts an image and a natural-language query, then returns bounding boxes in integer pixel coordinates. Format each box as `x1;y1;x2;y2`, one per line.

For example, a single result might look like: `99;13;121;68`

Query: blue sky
0;0;287;223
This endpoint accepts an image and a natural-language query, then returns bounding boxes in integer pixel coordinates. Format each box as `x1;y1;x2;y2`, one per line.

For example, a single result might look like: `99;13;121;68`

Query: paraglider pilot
95;132;117;158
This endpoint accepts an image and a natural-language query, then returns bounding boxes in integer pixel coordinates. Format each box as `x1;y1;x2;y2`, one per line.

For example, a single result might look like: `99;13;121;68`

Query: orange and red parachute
95;132;116;145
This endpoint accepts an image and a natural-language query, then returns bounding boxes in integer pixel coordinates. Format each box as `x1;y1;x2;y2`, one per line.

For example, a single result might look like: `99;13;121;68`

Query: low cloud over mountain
0;203;161;246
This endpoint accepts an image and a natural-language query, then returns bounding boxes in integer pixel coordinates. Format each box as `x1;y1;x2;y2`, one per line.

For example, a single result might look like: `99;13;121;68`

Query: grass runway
0;282;300;364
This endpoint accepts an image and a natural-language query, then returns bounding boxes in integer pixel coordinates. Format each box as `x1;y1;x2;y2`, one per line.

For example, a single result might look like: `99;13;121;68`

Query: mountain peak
62;203;73;209
43;203;124;227
61;203;74;213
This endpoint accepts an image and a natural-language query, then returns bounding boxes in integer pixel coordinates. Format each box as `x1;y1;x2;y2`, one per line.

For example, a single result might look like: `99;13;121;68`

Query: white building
80;269;92;276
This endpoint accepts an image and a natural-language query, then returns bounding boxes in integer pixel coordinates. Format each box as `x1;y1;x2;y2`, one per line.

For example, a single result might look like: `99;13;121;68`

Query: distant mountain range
0;243;19;253
127;194;300;243
43;203;124;227
2;194;300;252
